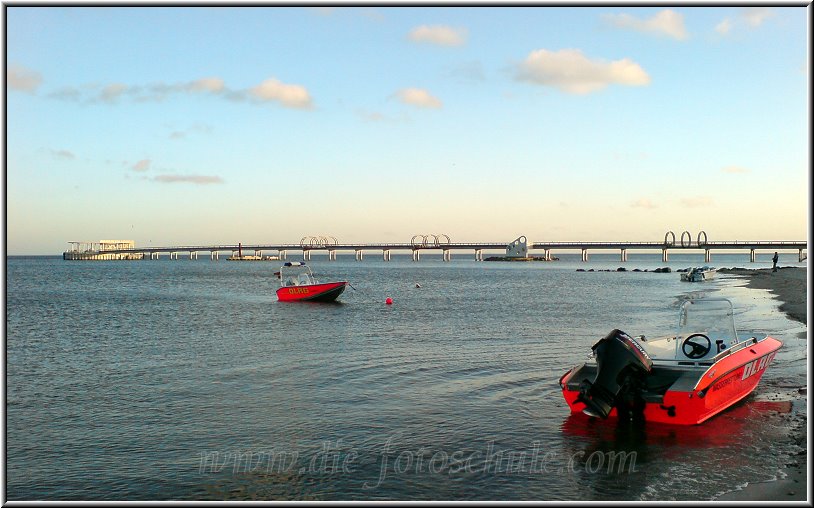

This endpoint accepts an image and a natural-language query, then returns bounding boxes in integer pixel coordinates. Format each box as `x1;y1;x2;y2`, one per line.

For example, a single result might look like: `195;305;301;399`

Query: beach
720;266;808;325
716;266;808;502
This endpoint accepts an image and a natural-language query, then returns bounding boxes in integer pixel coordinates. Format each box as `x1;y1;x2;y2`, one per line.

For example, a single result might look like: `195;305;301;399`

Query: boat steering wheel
682;333;712;359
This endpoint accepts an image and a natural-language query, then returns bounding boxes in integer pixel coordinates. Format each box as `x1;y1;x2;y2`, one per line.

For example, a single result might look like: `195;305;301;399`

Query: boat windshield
280;263;317;286
677;298;738;345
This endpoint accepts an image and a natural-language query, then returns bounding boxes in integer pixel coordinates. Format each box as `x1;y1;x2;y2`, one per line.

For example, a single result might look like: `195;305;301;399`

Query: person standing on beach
772;252;779;272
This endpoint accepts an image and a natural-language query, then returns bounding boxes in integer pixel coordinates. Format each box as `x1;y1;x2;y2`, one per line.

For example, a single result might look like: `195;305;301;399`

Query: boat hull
560;336;782;425
276;281;348;302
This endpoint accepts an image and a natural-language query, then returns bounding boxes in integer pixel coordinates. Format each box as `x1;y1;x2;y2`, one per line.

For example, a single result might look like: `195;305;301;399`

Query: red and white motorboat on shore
275;262;348;302
559;298;782;425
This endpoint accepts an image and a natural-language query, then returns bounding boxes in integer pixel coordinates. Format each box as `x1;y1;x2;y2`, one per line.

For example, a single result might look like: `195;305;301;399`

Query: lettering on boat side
288;288;310;295
741;352;776;381
712;376;734;392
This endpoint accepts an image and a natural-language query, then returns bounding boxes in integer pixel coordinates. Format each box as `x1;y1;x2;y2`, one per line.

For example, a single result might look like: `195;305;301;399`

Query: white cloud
132;159;151;172
99;83;128;103
8;64;43;93
680;196;714;208
514;48;650;95
721;165;749;174
602;9;688;40
51;149;75;160
631;198;657;209
408;25;467;47
715;8;774;37
306;7;336;16
187;77;225;93
249;78;313;109
394;88;443;109
742;7;774;27
47;76;313;110
715;18;732;35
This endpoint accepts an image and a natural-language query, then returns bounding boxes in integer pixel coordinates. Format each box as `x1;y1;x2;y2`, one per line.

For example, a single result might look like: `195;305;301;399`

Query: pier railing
63;239;808;262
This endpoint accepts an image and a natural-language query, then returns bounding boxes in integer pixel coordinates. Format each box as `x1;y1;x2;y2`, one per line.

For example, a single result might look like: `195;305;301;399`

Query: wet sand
719;266;808;325
715;266;808;502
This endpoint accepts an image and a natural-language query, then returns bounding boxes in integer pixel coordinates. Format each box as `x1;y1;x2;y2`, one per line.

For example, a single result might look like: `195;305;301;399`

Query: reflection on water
5;255;806;500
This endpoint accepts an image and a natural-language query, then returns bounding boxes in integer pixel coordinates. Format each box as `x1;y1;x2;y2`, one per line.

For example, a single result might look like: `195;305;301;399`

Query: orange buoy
385;297;393;305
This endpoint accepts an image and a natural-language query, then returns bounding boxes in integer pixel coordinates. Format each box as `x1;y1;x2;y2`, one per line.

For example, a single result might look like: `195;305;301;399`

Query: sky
4;5;810;255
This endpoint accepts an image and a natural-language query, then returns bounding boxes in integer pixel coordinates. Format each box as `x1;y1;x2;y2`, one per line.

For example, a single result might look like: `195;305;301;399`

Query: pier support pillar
662;249;669;262
750;249;756;263
800;249;806;262
544;249;552;261
412;249;420;262
303;250;311;261
475;249;482;261
355;250;364;261
704;249;711;263
443;249;451;262
383;250;391;261
620;249;627;262
581;249;589;262
328;250;336;261
279;250;286;260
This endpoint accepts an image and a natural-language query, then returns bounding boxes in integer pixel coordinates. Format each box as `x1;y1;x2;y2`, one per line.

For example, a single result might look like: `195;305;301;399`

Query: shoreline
715;266;808;502
718;266;808;325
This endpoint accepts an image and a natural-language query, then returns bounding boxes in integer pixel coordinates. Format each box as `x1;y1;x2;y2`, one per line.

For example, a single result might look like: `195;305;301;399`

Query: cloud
153;174;224;184
132;159;151;172
8;64;43;93
394;88;443;109
680;196;714;208
51;149;75;160
742;7;774;27
48;86;83;101
631;198;657;209
408;25;467;46
721;165;749;174
306;6;337;16
715;8;774;36
602;9;688;40
514;48;650;94
187;77;225;93
47;76;312;110
249;78;313;109
714;18;732;35
99;83;128;103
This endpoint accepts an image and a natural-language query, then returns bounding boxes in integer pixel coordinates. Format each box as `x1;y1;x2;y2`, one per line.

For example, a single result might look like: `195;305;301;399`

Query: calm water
5;253;807;500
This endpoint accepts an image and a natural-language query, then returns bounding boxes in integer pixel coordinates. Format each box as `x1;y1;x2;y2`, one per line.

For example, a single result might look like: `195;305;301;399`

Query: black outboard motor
576;329;654;419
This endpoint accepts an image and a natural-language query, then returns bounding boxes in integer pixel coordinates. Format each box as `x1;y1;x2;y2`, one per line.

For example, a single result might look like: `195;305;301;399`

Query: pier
63;232;808;263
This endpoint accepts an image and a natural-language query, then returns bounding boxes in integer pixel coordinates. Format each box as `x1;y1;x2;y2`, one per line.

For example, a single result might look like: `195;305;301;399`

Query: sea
4;252;808;500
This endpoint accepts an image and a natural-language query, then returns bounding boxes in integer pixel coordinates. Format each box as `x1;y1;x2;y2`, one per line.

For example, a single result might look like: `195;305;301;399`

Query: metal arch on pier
411;234;450;249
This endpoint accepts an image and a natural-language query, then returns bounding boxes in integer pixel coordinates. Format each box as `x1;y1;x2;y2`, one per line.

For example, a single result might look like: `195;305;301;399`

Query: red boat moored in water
276;262;348;302
560;298;782;425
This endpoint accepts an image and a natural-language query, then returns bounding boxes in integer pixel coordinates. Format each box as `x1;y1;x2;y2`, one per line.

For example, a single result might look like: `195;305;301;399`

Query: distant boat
275;262;348;302
681;266;717;282
227;255;262;261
